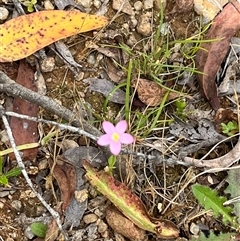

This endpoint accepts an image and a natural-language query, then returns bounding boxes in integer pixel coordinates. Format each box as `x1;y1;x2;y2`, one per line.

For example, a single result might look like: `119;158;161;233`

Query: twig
0;71;102;137
2;110;186;166
3;111;98;141
0;105;69;240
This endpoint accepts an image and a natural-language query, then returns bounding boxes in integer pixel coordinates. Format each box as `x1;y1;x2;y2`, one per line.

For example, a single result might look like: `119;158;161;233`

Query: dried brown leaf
9;60;39;161
195;1;240;110
52;156;77;211
132;78;178;106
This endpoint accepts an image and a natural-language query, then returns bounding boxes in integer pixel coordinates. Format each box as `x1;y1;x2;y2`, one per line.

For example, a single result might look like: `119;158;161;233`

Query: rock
40;57;55;72
93;0;101;8
134;1;143;11
97;220;108;233
112;0;134;15
44;0;54;9
11;200;22;211
83;213;98;224
136;13;151;36
0;7;9;20
143;0;153;9
79;0;93;8
38;159;48;170
87;53;96;65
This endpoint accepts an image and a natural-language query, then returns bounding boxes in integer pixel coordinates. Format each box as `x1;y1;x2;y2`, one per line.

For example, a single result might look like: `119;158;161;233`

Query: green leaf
83;160;179;239
5;167;22;178
189;231;238;241
192;184;237;227
225;169;240;223
0;174;8;185
30;222;47;238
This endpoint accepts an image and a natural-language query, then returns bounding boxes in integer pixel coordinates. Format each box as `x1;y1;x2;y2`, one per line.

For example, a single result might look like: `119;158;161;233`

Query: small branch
0;106;69;240
0;71;102;137
3;111;98;141
184;138;240;168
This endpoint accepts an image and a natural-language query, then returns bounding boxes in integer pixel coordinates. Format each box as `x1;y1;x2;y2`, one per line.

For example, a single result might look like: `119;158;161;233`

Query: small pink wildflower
97;120;134;155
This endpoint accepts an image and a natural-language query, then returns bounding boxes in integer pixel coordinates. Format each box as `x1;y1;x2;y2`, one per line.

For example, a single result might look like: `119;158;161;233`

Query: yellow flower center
112;132;120;142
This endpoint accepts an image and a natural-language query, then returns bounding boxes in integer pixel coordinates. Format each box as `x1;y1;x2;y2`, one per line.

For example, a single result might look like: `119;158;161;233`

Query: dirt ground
0;0;239;241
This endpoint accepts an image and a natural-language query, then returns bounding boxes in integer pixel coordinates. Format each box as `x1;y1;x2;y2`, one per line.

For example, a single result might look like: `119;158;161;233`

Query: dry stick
0;71;102;138
0;106;69;240
184;138;240;168
3;111;98;141
2;110;188;166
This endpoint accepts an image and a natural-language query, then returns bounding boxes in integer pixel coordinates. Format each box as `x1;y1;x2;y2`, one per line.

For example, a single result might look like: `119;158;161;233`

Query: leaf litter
1;0;240;240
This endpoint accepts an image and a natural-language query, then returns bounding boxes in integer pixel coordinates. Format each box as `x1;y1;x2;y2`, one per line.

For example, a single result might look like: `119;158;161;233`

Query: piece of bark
195;1;240;110
9;60;39;160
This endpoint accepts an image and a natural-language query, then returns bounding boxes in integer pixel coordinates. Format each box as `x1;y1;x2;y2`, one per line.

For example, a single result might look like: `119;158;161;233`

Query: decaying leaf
106;205;146;241
51;156;77;212
83;78;126;104
132;78;179;106
83;159;179;239
195;1;240;110
0;10;108;62
9;60;39;161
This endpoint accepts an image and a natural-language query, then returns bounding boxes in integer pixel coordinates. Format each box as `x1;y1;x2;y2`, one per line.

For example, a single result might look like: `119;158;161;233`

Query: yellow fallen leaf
0;10;108;62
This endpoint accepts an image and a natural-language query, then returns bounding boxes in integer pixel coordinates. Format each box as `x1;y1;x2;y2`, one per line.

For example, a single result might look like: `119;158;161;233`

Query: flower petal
109;141;121;155
102;121;115;134
115;120;127;134
119;133;134;144
97;134;112;146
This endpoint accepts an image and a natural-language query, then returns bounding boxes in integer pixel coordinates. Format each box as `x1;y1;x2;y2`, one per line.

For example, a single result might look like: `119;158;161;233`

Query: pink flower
97;120;134;155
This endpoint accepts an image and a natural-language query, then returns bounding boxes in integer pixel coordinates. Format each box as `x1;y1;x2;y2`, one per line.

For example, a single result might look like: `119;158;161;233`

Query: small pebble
144;0;153;9
136;13;151;36
38;159;48;170
0;7;9;20
112;0;134;15
79;0;93;8
87;53;96;65
75;189;88;203
40;57;55;72
127;34;137;47
25;226;35;240
11;200;22;211
129;16;138;29
97;220;108;233
44;0;54;10
190;222;200;235
93;0;101;8
94;208;103;217
134;1;143;11
83;213;98;224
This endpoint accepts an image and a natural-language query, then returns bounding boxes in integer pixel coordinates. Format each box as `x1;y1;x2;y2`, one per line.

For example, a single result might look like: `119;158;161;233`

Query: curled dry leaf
51;156;77;211
0;10;108;62
132;78;179;106
106;205;146;241
83;159;179;239
195;1;240;110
